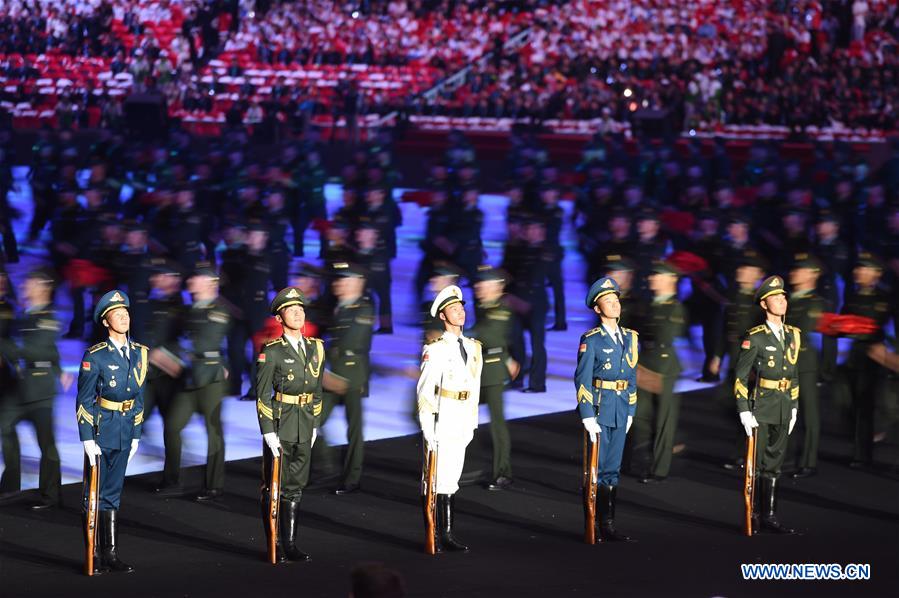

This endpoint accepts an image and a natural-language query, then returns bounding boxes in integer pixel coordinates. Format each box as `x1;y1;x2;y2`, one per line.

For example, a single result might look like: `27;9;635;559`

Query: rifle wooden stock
268;451;281;564
83;457;99;576
743;428;758;537
582;430;599;544
423;446;438;555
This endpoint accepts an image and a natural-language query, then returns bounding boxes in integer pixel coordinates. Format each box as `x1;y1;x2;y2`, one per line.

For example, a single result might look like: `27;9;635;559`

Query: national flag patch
422;352;429;362
741;340;751;349
257;353;266;363
82;361;90;371
579;343;587;353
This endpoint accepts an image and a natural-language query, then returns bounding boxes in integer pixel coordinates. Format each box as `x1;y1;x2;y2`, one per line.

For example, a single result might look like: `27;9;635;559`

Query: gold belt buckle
616;380;627;391
778;379;790;392
121;399;134;412
458;391;469;401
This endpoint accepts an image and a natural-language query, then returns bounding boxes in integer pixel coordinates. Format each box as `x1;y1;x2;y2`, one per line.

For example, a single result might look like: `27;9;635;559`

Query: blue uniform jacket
76;339;148;449
574;325;639;428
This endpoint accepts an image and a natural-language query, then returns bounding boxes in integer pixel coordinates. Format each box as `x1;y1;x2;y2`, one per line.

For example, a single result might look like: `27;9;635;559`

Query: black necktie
459;338;468;363
616;331;624;349
121;346;129;365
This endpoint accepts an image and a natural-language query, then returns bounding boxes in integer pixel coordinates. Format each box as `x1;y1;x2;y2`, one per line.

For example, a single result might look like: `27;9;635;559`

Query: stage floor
1;396;897;597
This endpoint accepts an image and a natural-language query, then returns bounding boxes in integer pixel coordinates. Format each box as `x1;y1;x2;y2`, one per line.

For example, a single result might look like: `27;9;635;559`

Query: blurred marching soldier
687;208;728;382
119;220;153;339
318;263;375;495
289;263;327;335
451;187;485;284
163;265;231;502
76;290;147;572
632;262;687;484
50;186;88;339
294;150;328;258
503;215;548;393
141;260;186;493
575;276;638;542
418;285;482;552
813;209;849;381
541;186;567;331
631;207;667;302
721;212;756;285
785;254;825;478
355;218;393;334
264;189;291;292
842;253;891;469
733;275;800;534
225;221;271;400
256;287;325;562
165;186;207;275
471;266;518;490
322;219;356;270
0;269;71;509
219;221;249;395
414;189;453;306
589;209;633;286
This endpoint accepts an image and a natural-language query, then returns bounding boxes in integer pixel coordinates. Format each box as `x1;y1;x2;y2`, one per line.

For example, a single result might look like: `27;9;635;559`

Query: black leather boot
81;513;108;575
437;494;469;552
261;495;286;563
759;477;796;534
421;495;442;553
99;510;134;573
279;499;311;561
598;485;633;542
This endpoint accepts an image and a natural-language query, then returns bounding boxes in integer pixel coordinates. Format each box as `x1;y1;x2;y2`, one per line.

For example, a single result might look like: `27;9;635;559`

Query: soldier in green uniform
0;268;71;508
842;252;891;469
734;275;800;534
163;264;231;502
471;266;517;490
319;263;374;495
256;287;325;562
786;254;825;479
633;261;687;484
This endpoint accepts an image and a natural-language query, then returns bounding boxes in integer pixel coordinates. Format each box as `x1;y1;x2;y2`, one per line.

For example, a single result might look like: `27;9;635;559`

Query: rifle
743;427;758;537
83;381;101;576
582;429;599;544
267;378;284;564
423;443;438;555
742;379;760;537
422;375;442;555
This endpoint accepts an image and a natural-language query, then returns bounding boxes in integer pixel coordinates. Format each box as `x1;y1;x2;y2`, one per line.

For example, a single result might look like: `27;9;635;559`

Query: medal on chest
287;369;295;382
109;377;117;388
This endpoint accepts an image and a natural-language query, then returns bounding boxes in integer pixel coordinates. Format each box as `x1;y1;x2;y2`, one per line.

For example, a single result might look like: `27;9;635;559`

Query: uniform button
127;388;131;391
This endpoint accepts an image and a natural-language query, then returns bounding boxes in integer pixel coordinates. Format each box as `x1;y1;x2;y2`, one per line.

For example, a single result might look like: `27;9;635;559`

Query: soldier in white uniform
417;285;482;552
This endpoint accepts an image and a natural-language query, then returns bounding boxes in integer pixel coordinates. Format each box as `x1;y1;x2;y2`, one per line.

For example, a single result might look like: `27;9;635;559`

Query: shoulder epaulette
785;324;800;333
264;338;285;347
88;342;108;353
623;327;638;336
471;338;482;345
583;326;603;338
309;337;323;344
130;341;148;350
425;336;441;345
748;325;767;335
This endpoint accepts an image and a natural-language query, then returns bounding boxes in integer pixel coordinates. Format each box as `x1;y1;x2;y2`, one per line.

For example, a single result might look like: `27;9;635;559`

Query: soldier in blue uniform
76;289;148;573
574;277;638;542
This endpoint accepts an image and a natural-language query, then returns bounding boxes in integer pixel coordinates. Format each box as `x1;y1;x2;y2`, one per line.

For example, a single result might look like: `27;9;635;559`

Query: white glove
311;428;318;447
789;408;798;435
626;415;633;434
582;417;600;443
128;439;139;464
263;432;281;456
739;411;759;437
419;412;437;452
82;440;102;466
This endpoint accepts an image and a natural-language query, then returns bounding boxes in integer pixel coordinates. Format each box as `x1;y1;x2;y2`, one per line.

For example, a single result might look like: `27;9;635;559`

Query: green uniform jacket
786;290;824;374
327;296;374;389
639;296;686;376
184;298;230;388
256;335;325;443
0;305;62;403
472;299;513;387
734;323;801;425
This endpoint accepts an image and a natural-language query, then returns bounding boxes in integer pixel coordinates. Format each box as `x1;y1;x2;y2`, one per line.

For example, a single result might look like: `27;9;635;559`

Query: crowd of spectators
0;0;895;135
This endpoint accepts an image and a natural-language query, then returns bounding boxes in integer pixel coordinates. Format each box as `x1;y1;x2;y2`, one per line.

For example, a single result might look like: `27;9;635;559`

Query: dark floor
2;385;898;598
